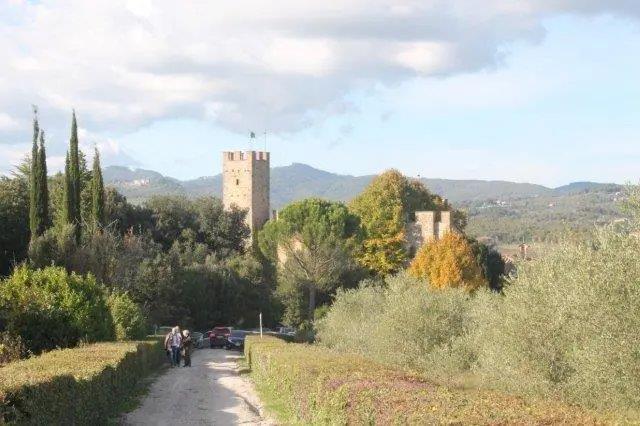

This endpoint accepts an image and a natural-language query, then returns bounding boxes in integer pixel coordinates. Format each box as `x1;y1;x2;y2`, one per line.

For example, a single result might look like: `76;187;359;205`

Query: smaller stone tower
407;210;456;252
222;151;270;240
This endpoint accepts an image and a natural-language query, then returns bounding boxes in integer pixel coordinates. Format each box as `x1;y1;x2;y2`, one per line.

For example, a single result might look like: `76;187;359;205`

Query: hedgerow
317;227;640;418
245;336;603;424
0;338;163;424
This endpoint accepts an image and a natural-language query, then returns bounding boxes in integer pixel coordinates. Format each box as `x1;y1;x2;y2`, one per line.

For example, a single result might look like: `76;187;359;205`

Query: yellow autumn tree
350;169;456;276
409;232;485;291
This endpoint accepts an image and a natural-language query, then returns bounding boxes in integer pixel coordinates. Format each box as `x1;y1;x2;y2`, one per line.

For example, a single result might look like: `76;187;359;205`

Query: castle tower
407;210;457;253
222;151;270;240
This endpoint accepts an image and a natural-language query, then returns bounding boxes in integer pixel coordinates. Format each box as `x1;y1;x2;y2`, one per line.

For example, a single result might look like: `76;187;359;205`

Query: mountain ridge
103;163;622;207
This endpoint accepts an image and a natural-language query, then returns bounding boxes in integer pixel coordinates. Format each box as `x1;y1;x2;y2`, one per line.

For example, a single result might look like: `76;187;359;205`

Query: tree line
1;109;505;354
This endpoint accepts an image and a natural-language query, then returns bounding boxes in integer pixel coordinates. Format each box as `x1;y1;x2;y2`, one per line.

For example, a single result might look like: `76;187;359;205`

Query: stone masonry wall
222;151;270;239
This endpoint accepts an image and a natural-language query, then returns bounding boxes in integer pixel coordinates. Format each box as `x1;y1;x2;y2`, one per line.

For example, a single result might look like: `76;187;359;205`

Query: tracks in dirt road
123;348;272;425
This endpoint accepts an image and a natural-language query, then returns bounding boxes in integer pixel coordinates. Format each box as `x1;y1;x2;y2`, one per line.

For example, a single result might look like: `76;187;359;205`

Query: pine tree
36;131;50;234
91;147;105;228
29;108;40;239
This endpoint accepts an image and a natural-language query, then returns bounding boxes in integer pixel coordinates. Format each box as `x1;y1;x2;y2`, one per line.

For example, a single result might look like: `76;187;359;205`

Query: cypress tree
29;108;40;239
63;151;73;225
68;111;81;241
36;130;50;234
91;147;105;228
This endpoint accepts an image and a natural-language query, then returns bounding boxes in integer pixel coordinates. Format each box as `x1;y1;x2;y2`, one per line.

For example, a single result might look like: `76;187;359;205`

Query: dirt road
123;348;272;425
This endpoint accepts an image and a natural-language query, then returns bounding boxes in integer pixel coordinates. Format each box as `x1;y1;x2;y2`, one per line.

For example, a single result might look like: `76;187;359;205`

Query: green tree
0;265;114;354
28;110;40;239
258;198;361;322
349;169;457;276
107;291;147;340
67;111;82;241
36;131;50;235
469;239;505;291
0;175;29;276
91;147;105;228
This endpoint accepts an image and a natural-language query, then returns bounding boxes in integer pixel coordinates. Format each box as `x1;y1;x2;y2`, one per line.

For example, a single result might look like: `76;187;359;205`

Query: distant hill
106;163;618;206
103;164;625;244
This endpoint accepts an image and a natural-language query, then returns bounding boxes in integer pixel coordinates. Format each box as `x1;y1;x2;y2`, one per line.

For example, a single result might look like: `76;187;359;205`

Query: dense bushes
108;292;147;341
0;339;163;424
473;227;640;413
317;227;640;417
245;336;602;424
0;266;114;355
317;274;474;382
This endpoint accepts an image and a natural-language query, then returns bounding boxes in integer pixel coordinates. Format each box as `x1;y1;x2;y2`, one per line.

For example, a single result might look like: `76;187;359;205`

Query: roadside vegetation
0;339;163;423
245;336;606;424
317;224;640;418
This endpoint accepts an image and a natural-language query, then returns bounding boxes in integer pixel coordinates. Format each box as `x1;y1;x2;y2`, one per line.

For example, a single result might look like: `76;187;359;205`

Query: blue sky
1;2;639;187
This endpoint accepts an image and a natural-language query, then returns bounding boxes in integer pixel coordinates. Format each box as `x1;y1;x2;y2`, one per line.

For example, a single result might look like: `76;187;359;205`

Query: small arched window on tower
236;178;239;186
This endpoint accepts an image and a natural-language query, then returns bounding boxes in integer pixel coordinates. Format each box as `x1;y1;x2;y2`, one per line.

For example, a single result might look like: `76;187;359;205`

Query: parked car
209;326;231;348
277;327;296;336
225;330;248;350
191;332;204;349
156;326;173;336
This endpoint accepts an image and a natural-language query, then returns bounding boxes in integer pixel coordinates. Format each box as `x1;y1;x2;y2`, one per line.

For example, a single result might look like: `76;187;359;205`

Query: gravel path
123;348;272;425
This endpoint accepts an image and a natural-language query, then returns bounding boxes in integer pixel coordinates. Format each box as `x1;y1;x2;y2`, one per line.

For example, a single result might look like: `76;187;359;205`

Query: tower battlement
222;150;270;242
406;210;456;253
223;151;270;162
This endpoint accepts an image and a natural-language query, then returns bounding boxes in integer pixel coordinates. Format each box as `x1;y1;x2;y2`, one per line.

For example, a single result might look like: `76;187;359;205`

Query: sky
0;1;639;187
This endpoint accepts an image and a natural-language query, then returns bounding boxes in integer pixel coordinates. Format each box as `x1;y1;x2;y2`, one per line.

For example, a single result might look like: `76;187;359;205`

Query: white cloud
0;113;20;131
0;0;638;140
0;144;28;175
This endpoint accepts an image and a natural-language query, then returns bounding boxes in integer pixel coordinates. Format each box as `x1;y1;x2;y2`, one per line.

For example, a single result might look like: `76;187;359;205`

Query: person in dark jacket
182;329;193;367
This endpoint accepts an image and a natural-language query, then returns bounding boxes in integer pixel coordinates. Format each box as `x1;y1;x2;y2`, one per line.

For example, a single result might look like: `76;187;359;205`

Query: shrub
108;292;147;341
473;227;640;413
317;274;475;381
0;265;114;354
245;336;602;424
0;339;163;423
0;332;25;365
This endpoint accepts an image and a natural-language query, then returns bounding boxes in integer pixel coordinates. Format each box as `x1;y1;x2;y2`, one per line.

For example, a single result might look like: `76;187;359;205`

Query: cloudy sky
1;0;639;186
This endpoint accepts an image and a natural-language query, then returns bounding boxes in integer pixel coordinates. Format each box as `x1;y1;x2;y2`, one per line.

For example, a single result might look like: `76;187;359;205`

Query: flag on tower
250;131;256;139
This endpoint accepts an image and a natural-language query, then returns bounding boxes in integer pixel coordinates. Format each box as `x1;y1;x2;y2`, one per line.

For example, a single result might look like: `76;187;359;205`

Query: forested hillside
104;164;625;244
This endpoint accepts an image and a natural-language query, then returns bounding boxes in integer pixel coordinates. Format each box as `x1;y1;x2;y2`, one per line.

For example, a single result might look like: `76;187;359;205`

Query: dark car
225;330;248;350
209;327;231;348
191;332;204;349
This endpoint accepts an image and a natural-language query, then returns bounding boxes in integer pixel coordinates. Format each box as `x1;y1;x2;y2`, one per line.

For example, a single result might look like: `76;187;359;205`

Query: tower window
236;179;239;185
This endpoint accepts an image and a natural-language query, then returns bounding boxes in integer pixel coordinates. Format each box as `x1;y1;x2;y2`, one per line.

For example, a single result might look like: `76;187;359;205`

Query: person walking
163;329;173;365
168;326;182;367
182;330;193;367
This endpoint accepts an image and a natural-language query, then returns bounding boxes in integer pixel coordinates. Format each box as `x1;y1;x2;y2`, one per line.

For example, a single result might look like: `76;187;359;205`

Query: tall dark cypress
29;108;40;239
91;147;105;228
36;131;50;234
63;151;73;225
69;111;81;241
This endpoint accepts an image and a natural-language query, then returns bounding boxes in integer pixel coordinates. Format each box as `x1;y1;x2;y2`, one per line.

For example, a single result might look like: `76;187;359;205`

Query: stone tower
406;211;456;253
222;151;270;240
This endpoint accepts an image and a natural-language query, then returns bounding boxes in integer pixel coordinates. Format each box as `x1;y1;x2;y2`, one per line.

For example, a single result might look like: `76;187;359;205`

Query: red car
209;327;231;348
